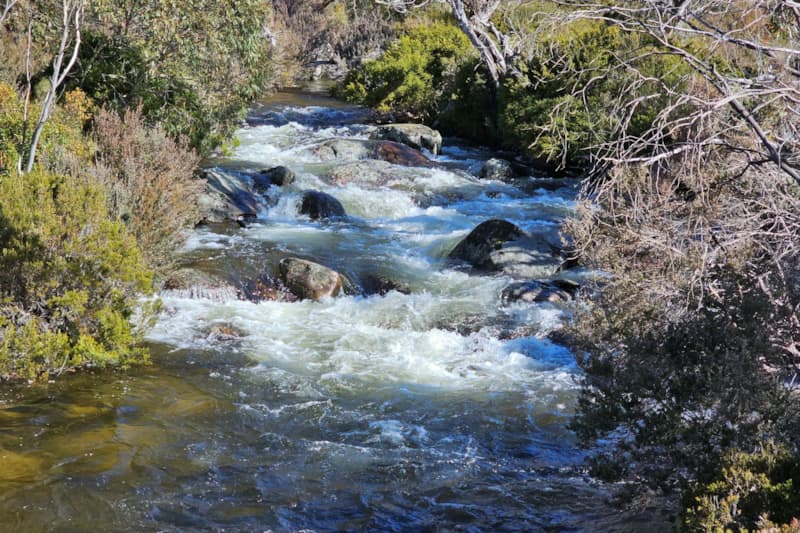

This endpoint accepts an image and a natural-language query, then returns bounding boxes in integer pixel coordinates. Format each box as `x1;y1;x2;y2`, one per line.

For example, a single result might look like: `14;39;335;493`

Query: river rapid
0;90;668;531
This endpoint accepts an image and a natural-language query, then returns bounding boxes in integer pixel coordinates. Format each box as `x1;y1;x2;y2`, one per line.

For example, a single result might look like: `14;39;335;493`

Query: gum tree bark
24;0;84;173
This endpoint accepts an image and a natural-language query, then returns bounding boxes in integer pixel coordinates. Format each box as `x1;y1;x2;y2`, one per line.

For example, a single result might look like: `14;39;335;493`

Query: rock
480;158;515;182
196;169;261;224
253;166;295;193
161;269;241;302
370;124;443;155
501;280;578;305
325;160;429;190
241;277;298;303
308;42;348;80
448;219;563;279
307;139;435;167
361;274;411;296
278;258;343;300
300;190;346;220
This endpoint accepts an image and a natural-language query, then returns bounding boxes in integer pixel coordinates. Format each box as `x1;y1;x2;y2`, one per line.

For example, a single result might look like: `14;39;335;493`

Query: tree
0;0;17;25
556;1;800;520
23;0;84;172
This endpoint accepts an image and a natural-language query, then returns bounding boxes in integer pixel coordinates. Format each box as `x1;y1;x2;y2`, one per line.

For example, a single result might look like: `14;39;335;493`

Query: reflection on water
0;91;670;532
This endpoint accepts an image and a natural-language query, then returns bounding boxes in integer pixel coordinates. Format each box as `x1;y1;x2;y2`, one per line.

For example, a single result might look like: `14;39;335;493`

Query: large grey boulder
196;169;261;224
300;190;346;220
370;124;443;155
480;158;515;182
161;268;241;302
278;258;343;300
253;166;295;193
448;219;563;279
307;139;435;167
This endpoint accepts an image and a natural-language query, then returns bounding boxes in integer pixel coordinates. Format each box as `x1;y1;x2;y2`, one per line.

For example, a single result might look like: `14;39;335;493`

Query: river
0;89;669;531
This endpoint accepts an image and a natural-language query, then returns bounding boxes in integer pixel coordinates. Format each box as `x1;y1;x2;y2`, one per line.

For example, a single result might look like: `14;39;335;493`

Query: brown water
0;90;672;532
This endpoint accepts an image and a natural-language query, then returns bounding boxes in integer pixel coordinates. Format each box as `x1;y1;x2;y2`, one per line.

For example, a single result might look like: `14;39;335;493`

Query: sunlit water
0;89;670;531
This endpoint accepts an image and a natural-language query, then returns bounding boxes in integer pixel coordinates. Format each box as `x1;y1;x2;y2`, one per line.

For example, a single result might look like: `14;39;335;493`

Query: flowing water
0;89;669;531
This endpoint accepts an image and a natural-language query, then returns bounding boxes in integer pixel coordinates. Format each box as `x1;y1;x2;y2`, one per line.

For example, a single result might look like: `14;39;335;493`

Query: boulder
361;274;411;296
161;268;241;302
448;219;563;279
241;277;298;303
278;258;343;300
307;139;435;168
196;169;261;224
300;190;346;220
253;166;295;193
501;279;579;305
479;158;515;182
370;124;443;155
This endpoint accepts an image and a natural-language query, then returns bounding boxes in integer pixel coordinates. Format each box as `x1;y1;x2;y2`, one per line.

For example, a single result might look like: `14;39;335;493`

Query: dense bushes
339;14;686;167
71;0;273;153
337;20;475;122
499;20;688;166
0;81;154;380
0;169;153;380
92;107;202;271
0;0;275;380
683;443;800;530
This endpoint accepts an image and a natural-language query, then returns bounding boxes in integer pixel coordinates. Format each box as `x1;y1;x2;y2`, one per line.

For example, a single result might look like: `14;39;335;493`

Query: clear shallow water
0;90;669;531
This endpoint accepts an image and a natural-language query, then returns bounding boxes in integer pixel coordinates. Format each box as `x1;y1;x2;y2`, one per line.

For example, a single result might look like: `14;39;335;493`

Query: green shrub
0;169;154;381
683;443;800;531
71;0;273;153
337;21;476;121
0;82;153;381
499;19;688;165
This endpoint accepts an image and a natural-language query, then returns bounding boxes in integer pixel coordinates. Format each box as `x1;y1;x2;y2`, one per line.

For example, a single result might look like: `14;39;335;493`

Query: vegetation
0;0;273;380
683;442;800;531
0;83;153;380
337;20;475;121
75;0;273;153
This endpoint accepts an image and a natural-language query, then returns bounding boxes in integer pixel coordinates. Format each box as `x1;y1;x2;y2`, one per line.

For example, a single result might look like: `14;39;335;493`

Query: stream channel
0;89;668;531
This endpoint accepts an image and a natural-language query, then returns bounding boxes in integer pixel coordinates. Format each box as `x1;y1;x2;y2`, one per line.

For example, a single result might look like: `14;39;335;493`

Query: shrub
499;19;688;166
0;169;153;381
71;0;273;153
683;443;800;531
337;20;476;121
92;106;203;271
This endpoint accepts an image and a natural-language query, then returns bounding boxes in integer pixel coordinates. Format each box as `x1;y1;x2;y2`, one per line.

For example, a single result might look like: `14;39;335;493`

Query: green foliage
337;21;476;121
498;19;688;165
683;443;800;531
71;0;273;153
0;81;153;381
0;169;153;380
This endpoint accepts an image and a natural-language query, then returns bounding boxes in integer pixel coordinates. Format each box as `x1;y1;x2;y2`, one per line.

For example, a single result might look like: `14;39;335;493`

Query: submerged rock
196;169;261;225
370;123;443;155
253;166;295;193
448;219;563;279
161;268;241;302
480;158;515;182
279;257;343;300
300;190;346;220
361;274;411;296
307;139;435;167
501;279;579;305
